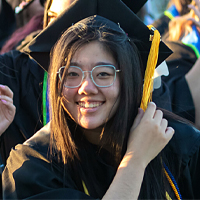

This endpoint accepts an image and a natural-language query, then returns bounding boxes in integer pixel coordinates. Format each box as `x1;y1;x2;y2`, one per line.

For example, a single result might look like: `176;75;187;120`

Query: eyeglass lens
60;65;116;87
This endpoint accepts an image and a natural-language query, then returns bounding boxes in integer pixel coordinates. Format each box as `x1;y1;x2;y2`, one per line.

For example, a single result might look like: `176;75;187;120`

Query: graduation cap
23;0;172;110
122;0;147;14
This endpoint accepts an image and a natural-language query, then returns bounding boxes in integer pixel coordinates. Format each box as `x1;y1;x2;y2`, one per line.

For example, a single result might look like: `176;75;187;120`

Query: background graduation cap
23;0;172;110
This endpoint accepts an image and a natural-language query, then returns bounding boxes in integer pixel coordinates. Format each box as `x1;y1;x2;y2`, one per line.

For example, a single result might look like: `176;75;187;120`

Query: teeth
78;102;103;108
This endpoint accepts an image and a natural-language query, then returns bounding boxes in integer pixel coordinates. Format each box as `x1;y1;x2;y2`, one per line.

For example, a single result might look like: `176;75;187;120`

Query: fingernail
0;85;5;89
1;100;6;104
149;102;156;106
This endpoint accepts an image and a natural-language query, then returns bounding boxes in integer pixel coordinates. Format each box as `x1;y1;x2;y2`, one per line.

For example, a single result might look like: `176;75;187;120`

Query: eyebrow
70;62;116;67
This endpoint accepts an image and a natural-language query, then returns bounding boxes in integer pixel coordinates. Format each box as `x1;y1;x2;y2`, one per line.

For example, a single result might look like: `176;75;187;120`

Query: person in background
0;0;45;54
161;0;200;129
152;0;192;36
137;0;170;25
2;1;200;198
6;0;44;28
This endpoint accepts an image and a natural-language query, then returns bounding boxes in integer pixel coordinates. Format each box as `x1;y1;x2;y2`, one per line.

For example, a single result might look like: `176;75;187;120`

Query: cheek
103;80;120;112
111;78;121;112
61;87;78;111
62;87;77;101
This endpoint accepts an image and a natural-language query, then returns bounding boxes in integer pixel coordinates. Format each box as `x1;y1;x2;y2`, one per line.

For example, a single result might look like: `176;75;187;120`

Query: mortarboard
122;0;147;14
23;0;172;110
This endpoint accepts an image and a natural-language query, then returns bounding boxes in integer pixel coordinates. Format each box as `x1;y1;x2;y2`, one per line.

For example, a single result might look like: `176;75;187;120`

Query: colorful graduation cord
43;71;49;126
164;163;182;200
164;4;180;20
181;25;200;58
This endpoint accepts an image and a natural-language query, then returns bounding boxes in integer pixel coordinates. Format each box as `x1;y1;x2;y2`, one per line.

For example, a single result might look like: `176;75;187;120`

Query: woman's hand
0;85;16;136
126;102;174;168
103;103;174;200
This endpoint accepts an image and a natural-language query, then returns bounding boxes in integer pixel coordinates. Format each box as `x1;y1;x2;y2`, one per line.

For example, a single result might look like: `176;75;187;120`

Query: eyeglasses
57;65;121;88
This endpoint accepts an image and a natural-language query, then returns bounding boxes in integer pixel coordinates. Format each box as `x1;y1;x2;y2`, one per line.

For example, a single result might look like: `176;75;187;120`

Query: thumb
132;108;144;130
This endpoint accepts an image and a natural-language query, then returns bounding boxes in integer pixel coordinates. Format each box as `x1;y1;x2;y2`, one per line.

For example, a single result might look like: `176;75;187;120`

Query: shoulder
167;119;200;163
0;50;27;60
0;50;38;70
24;122;51;152
4;123;51;173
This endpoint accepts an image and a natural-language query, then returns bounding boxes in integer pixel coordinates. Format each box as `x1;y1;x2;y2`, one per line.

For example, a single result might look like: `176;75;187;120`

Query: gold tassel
140;25;161;111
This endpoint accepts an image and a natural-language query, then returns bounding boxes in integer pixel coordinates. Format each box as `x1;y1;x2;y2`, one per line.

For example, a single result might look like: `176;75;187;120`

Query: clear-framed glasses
57;65;121;88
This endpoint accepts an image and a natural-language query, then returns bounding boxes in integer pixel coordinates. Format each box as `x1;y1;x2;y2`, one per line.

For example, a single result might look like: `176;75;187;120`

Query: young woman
2;15;200;199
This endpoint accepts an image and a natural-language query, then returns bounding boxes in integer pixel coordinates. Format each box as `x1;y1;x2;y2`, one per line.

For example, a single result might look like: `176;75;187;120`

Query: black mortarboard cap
23;0;172;75
122;0;147;13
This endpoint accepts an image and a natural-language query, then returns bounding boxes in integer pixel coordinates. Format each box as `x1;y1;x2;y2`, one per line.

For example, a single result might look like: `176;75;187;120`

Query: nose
78;73;98;95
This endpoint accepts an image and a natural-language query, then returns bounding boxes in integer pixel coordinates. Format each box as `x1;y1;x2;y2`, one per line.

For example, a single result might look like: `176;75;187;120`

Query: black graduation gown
0;50;44;165
162;41;197;122
0;0;16;50
2;120;200;199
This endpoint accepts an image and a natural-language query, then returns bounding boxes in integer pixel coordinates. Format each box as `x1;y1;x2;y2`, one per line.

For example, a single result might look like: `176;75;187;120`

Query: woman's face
61;41;120;130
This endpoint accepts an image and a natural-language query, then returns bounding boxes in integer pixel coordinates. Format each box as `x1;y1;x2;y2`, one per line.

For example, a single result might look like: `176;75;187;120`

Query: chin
79;120;104;130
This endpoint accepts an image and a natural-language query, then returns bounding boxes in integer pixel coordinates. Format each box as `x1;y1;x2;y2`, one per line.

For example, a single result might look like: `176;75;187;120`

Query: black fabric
16;30;41;51
122;0;147;14
0;50;44;165
2;120;200;199
153;81;173;112
22;0;172;72
162;41;197;122
0;0;16;50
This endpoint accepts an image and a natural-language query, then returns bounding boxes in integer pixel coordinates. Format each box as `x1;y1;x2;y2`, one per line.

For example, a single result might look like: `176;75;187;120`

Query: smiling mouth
77;102;104;108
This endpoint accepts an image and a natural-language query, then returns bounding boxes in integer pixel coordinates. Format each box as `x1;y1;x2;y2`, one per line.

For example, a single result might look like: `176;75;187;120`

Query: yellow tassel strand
82;180;90;196
140;25;161;111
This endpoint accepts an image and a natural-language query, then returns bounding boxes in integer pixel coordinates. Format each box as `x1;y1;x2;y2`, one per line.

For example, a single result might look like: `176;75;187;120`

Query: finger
165;127;175;140
143;102;157;119
187;17;200;28
160;118;168;131
0;99;16;117
0;94;13;104
188;4;200;19
193;0;200;11
153;110;163;123
0;85;13;99
132;108;144;130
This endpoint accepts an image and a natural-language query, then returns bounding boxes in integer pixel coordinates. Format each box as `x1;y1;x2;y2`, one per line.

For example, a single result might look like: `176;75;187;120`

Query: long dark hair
48;18;175;199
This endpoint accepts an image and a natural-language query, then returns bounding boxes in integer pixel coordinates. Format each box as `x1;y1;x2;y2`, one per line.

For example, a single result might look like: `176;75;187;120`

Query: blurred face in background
7;0;44;27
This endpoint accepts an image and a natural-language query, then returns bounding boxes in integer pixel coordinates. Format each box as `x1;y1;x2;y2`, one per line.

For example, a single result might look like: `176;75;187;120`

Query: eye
98;72;111;76
67;72;79;77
